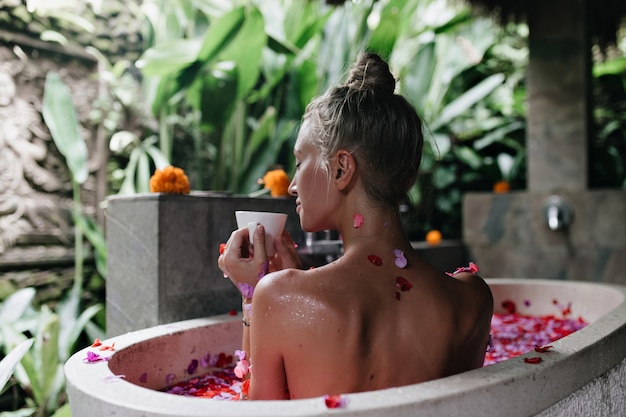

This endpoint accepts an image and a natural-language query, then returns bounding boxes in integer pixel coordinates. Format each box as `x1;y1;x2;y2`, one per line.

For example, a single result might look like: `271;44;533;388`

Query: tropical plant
135;0;528;238
0;339;32;394
591;54;626;188
136;0;335;192
0;72;111;417
324;0;527;238
0;287;100;416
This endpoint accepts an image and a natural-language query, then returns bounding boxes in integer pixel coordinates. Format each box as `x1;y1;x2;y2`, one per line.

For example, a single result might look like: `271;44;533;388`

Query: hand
269;230;302;272
218;224;270;296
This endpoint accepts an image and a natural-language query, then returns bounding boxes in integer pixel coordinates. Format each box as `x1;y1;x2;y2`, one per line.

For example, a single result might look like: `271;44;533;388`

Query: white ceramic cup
235;211;288;257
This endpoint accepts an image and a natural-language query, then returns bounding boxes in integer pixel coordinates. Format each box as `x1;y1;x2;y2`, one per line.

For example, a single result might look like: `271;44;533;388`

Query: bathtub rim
65;278;626;417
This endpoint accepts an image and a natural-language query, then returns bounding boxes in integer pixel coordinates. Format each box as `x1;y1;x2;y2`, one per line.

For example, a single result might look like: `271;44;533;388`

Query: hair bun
345;52;396;94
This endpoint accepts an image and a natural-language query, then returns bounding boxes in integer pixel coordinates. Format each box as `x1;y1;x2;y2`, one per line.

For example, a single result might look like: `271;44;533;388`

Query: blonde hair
304;52;424;208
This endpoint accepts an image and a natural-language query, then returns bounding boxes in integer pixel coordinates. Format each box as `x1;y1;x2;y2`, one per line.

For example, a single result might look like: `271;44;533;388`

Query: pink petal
353;213;364;228
83;351;110;363
187;359;199;374
393;249;407;268
234;360;249;379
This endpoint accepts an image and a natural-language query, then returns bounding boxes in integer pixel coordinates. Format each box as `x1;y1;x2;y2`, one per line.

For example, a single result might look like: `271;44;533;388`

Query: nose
288;179;297;197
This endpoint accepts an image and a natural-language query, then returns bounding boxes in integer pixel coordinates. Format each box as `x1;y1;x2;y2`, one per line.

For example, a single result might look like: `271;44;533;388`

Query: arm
218;226;294;399
248;278;290;400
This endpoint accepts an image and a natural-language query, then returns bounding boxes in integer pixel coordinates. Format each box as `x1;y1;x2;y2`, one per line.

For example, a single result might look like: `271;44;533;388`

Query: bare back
250;249;493;399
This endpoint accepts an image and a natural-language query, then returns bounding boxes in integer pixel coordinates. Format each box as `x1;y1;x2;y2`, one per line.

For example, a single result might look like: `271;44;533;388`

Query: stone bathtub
65;279;626;416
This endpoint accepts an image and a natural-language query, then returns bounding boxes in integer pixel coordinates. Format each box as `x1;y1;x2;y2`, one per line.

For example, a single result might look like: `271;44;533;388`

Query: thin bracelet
242;317;251;327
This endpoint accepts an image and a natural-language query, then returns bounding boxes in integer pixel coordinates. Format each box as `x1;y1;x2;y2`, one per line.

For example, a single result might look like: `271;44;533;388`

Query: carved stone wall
0;41;99;268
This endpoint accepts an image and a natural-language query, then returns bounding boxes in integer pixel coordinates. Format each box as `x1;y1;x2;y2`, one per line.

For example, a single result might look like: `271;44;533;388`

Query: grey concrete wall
105;193;302;337
463;190;626;284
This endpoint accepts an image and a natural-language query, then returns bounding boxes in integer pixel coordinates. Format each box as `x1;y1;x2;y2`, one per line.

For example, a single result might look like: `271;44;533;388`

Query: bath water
163;304;587;399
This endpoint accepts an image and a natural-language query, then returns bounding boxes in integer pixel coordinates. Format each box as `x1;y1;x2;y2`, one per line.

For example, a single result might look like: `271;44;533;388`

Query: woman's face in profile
290;120;337;232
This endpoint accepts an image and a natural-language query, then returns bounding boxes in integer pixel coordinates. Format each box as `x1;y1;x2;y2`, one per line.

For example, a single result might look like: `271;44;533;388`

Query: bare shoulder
253;267;322;316
451;271;494;319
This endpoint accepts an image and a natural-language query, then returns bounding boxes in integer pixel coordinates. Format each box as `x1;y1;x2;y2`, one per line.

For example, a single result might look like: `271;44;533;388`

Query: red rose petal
534;345;553;353
524;357;542;364
324;394;347;408
395;276;412;292
502;300;517;314
367;255;382;266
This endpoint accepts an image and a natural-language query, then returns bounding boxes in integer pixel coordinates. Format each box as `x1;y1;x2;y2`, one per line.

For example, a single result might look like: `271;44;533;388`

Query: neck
337;203;409;253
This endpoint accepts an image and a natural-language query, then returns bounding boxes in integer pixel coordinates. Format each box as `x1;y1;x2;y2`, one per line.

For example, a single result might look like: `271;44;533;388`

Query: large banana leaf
136;39;202;77
42;72;89;184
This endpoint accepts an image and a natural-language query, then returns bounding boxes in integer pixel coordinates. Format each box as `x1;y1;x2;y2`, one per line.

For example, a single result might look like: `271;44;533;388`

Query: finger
251;224;268;260
275;232;302;269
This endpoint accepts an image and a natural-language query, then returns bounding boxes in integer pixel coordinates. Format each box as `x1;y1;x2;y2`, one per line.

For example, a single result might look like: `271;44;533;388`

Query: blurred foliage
133;0;529;239
591;55;626;188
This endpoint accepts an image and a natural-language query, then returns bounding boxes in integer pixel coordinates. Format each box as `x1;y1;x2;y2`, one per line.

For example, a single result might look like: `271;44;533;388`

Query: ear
333;149;356;191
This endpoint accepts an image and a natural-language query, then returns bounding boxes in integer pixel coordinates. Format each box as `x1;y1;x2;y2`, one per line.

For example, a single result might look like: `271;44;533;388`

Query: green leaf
0;408;37;417
33;307;59;401
368;0;408;54
145;145;171;169
0;288;35;324
197;6;245;62
42;73;88;184
137;39;202;77
119;147;140;195
296;59;319;111
267;35;298;55
217;6;266;99
0;339;33;393
50;403;72;417
454;146;483;169
402;41;437;113
241;106;277;172
432;73;505;130
59;304;102;361
71;213;107;278
194;62;239;128
0;325;31;390
473;121;524;150
433;166;456;189
593;57;626;77
137;152;151;193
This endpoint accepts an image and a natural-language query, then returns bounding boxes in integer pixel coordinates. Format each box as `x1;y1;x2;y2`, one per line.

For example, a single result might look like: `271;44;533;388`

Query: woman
218;52;493;400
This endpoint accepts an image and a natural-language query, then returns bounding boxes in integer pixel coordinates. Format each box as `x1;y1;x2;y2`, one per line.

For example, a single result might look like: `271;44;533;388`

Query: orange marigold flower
493;180;510;194
259;169;290;197
150;166;190;194
426;230;442;246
